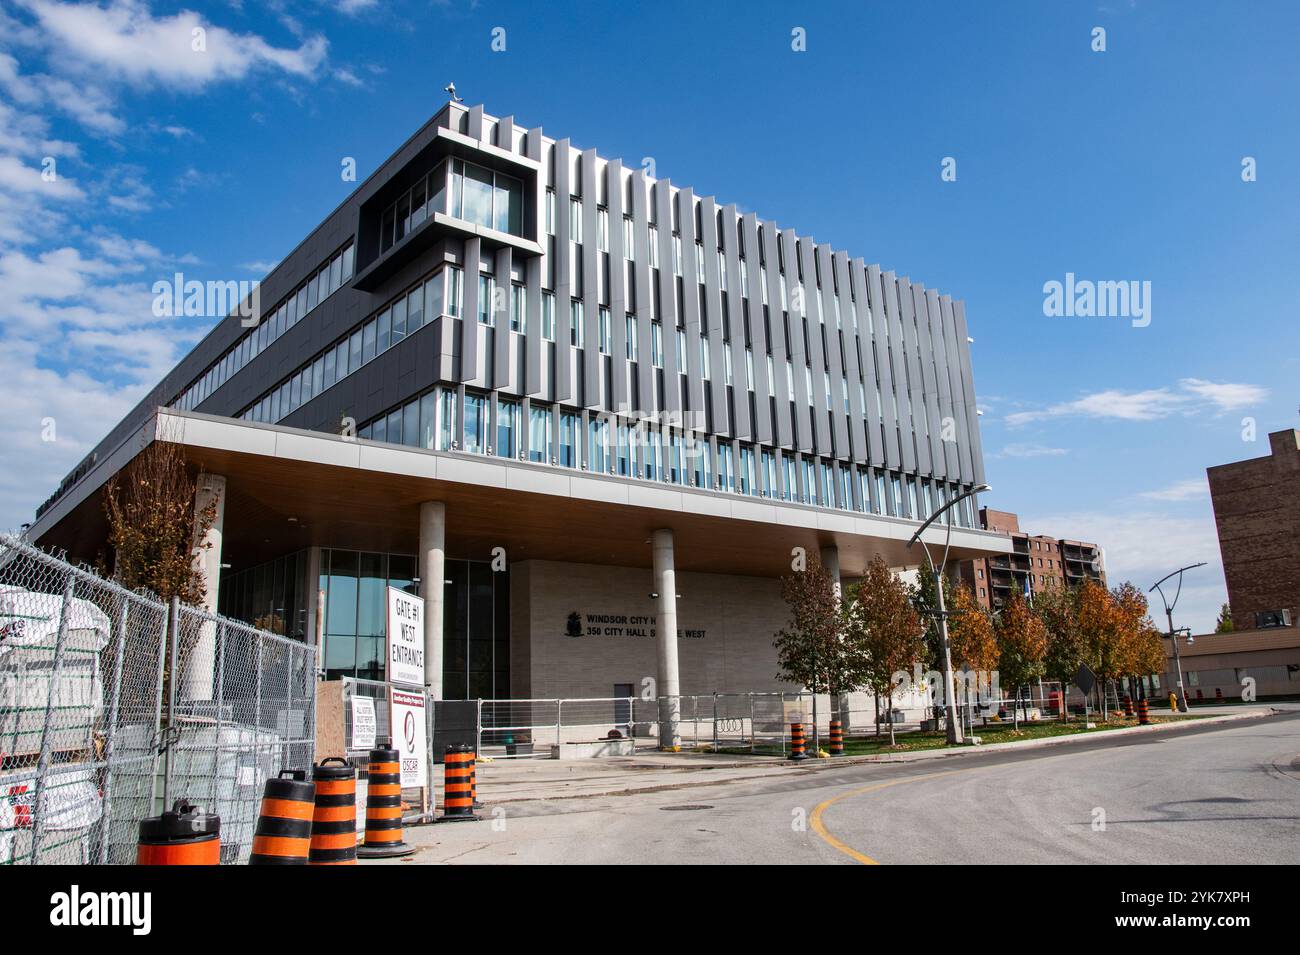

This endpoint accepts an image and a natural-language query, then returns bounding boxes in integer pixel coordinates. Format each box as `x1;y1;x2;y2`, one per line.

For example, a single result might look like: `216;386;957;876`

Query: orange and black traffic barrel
1137;697;1151;725
357;745;415;858
309;757;358;866
788;722;807;761
437;745;478;822
1215;687;1224;702
136;799;220;865
249;769;315;865
1122;695;1133;717
828;720;844;756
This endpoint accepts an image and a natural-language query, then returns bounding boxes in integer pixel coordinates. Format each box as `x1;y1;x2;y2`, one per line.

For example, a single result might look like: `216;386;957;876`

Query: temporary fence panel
341;677;435;822
0;534;315;865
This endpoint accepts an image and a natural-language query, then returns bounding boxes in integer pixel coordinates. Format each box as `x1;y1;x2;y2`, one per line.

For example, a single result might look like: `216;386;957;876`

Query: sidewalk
465;703;1293;807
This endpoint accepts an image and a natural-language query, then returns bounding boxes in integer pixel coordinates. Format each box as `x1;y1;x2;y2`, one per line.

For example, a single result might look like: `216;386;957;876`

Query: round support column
419;502;446;701
652;529;681;749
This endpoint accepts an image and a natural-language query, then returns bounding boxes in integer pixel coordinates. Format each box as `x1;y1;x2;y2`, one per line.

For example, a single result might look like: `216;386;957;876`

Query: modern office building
27;99;1010;710
959;508;1105;611
1207;429;1300;631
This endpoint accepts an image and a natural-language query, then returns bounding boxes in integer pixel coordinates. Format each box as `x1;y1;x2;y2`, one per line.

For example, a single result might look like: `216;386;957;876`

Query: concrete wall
512;559;800;699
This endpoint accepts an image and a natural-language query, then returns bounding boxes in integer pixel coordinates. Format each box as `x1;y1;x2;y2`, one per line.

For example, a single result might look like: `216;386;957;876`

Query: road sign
390;688;427;788
1074;663;1096;696
385;586;425;688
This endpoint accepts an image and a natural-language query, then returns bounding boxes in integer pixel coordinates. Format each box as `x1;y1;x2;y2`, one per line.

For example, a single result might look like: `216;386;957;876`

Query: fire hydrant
1168;691;1178;712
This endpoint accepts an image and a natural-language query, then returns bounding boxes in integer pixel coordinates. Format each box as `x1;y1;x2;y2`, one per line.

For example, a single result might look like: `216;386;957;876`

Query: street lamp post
1149;562;1206;714
907;482;991;746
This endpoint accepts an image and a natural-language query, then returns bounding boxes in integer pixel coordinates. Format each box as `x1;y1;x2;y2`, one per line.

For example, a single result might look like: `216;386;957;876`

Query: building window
542;291;556;341
447;266;464;319
510;284;525;333
598;307;612;355
447;159;523;235
569;197;583;244
496;399;518;458
651;321;663;367
625;314;638;361
478;274;495;326
571;299;585;348
529;404;553;463
463;393;487;453
559;411;580;468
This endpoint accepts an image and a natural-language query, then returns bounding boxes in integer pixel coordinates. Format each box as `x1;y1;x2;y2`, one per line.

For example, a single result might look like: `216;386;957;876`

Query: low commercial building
27;99;1010;712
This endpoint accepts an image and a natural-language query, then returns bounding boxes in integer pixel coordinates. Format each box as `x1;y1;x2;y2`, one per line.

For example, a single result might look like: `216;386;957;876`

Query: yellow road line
809;768;970;864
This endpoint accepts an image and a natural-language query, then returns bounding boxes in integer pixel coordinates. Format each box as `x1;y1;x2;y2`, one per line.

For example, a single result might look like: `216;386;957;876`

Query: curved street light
906;482;991;745
1149;562;1206;713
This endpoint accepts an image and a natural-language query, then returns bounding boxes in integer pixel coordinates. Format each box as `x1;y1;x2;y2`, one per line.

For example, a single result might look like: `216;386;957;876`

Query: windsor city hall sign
566;611;705;641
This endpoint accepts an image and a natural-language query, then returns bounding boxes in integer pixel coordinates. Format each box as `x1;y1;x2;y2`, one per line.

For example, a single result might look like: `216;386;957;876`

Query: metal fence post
97;596;131;865
210;620;226;817
30;570;76;864
555;698;562;749
712;693;719;752
161;596;180;809
750;693;756;754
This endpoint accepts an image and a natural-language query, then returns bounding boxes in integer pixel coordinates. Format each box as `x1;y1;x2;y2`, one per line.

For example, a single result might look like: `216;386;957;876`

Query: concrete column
185;473;225;702
820;543;848;734
652;528;681;748
420;502;447;700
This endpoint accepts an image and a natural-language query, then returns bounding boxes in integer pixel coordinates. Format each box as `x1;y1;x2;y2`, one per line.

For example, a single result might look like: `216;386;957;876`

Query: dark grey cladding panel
459;237;482;384
760;222;791;448
605;159;629;411
867;264;902;469
951;299;985;485
882;271;916;473
817;245;850;459
631;169;654;416
552;139;573;403
741;213;771;444
941;295;975;483
722;205;750;441
580;149;601;409
907;280;944;480
780;230;813;453
493;246;514;392
924;286;962;481
524;127;545;397
798;240;831;450
895;277;928;475
654;182;681;413
848;259;883;469
697;195;727;433
836;251;868;464
677;187;706;425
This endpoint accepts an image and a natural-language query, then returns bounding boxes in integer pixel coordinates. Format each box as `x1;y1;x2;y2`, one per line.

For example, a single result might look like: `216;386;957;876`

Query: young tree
1111;582;1163;707
994;590;1047;730
946;582;997;720
1215;603;1234;633
1075;579;1121;720
1037;584;1084;721
773;557;858;708
103;437;218;605
844;556;924;746
910;562;944;674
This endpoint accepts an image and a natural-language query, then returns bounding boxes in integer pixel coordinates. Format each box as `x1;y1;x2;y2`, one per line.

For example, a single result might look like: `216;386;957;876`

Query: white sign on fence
390;688;427;788
386;586;425;688
350;695;376;752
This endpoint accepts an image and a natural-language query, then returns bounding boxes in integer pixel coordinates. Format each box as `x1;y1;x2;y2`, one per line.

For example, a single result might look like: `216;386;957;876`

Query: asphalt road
396;712;1300;864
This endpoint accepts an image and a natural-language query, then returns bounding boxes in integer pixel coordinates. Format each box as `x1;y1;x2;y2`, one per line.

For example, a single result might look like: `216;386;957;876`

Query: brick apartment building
1207;429;1300;630
959;508;1105;611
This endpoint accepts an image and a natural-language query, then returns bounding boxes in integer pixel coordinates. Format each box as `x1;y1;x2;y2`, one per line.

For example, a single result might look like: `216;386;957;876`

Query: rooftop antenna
444;82;463;103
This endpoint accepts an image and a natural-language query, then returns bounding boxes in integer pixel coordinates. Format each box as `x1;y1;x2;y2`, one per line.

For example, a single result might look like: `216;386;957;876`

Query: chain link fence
0;534;315;865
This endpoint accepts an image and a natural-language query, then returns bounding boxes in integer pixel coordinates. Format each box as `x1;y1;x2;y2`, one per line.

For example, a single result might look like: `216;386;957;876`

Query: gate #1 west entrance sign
386;586;427;788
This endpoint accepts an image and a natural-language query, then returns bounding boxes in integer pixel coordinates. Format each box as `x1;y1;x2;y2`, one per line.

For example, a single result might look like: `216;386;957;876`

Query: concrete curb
478;706;1288;805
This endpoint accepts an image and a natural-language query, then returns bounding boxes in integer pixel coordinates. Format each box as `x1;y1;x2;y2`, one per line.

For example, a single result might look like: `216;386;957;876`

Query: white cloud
336;0;379;14
239;259;279;274
0;154;84;200
1139;478;1209;503
992;442;1068;459
1020;507;1226;635
1006;379;1268;427
1178;378;1269;413
16;0;328;90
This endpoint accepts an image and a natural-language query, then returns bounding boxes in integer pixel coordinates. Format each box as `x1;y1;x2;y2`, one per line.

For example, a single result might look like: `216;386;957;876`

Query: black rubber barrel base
435;813;480;823
356;842;416;859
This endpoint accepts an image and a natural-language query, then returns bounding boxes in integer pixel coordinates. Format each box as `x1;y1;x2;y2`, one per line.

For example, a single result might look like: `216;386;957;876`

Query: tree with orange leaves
947;582;997;718
994;589;1048;729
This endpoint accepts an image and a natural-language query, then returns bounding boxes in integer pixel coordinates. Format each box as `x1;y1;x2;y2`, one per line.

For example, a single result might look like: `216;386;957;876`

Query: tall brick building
958;508;1105;611
1207;429;1300;630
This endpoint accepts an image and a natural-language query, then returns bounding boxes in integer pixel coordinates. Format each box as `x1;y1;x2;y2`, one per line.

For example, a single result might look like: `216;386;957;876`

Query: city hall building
28;99;1010;706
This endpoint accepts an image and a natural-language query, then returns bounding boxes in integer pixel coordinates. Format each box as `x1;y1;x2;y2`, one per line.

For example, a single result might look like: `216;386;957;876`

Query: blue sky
1;0;1296;632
